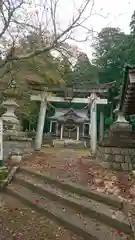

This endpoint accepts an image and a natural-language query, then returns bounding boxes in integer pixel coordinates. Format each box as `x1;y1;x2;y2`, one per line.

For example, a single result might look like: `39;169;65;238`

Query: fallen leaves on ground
3;149;135;239
0;195;83;240
20;148;135;203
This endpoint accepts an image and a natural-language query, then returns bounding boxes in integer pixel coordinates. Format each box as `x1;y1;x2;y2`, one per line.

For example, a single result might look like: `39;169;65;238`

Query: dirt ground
0;194;82;240
1;147;135;239
21;148;135;203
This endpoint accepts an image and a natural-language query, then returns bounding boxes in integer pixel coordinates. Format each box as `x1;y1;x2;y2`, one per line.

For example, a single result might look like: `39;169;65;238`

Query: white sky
82;0;135;57
55;0;135;58
30;0;135;58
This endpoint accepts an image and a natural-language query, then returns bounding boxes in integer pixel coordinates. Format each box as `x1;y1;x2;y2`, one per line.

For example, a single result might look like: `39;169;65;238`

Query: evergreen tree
130;10;135;35
73;52;98;85
128;10;135;65
93;27;130;84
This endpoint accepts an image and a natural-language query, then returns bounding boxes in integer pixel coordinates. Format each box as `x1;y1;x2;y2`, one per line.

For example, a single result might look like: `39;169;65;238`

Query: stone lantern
0;80;33;165
108;99;132;145
111;88;132;131
2;82;21;133
110;98;132;134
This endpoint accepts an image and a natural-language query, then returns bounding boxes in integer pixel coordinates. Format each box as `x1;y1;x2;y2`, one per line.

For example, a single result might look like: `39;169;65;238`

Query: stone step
14;171;131;235
20;167;123;209
53;140;86;148
6;182;124;240
53;140;65;147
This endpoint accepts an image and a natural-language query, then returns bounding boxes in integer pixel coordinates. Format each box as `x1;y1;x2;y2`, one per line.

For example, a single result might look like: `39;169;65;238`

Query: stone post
90;93;97;155
60;124;63;140
35;91;47;150
49;120;52;133
56;122;58;137
89;123;91;135
77;126;79;140
82;124;84;136
99;111;104;142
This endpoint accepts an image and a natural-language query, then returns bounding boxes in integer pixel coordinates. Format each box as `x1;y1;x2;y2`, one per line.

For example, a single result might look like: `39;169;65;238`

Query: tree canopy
73;52;98;85
0;0;94;72
93;27;130;85
1;4;135;131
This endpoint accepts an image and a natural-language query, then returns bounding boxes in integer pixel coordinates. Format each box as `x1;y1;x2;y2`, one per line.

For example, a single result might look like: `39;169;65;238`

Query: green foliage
93;27;130;85
14;33;64;86
0;167;8;181
73;52;98;84
59;52;98;86
128;11;135;65
92;19;135;118
105;117;113;126
130;115;135;130
130;10;135;35
0;32;67;126
59;57;74;84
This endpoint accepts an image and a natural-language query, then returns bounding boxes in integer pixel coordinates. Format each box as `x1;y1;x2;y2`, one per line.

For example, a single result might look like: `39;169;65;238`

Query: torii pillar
99;109;104;142
35;90;47;150
89;93;107;155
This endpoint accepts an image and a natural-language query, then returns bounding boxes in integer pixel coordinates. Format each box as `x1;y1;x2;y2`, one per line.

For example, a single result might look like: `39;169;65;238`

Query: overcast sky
51;0;135;58
31;0;135;58
75;0;135;57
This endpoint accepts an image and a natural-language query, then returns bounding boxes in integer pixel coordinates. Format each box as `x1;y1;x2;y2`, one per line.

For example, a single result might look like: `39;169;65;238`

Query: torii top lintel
27;80;116;94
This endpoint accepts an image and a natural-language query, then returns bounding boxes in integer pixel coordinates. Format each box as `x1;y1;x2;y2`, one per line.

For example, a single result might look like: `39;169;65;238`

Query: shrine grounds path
1;147;135;239
21;147;135;203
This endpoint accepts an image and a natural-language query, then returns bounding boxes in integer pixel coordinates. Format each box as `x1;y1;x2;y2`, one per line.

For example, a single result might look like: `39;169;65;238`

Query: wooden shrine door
63;124;77;140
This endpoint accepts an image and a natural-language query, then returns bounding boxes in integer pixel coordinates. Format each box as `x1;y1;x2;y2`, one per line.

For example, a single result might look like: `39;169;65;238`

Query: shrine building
48;107;90;140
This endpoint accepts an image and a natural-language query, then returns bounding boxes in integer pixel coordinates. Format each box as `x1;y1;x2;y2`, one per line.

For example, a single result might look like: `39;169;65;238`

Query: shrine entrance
28;81;115;154
50;108;85;141
63;124;77;140
61;119;79;140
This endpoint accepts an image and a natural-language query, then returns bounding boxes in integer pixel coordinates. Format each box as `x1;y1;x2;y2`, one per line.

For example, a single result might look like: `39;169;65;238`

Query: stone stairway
5;167;133;239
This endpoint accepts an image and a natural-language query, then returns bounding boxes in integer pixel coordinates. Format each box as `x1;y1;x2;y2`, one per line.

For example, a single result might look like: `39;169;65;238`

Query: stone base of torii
31;91;107;155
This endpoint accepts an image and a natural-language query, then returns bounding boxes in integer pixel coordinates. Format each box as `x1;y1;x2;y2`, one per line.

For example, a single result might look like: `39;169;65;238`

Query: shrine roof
49;108;89;122
119;65;135;115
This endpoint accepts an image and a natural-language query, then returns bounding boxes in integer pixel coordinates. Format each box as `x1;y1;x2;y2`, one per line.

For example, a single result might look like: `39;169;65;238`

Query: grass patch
0;166;8;181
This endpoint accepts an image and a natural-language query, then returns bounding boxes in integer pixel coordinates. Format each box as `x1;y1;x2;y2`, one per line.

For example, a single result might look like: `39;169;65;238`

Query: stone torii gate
30;91;107;154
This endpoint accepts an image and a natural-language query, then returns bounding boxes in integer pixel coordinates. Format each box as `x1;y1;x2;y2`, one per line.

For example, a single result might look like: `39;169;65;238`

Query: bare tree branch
0;0;92;64
0;0;105;73
50;0;58;39
0;0;24;38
